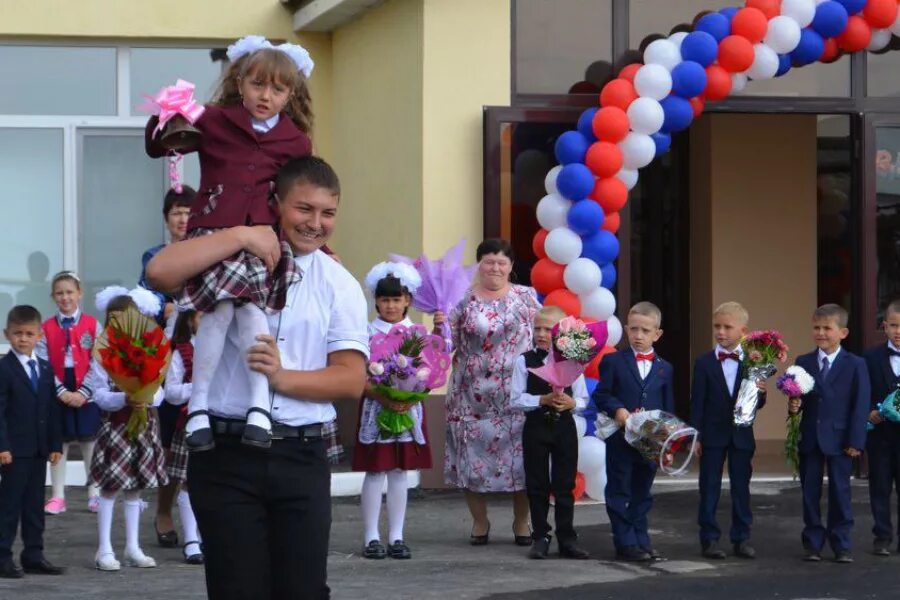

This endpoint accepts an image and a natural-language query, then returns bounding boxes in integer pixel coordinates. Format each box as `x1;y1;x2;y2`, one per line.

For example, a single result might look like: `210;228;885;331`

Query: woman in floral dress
443;239;540;545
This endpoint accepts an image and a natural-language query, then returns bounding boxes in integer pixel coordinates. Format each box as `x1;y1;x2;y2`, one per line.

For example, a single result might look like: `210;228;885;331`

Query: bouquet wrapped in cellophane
93;305;172;440
368;324;451;438
776;365;815;478
623;410;698;476
734;330;789;427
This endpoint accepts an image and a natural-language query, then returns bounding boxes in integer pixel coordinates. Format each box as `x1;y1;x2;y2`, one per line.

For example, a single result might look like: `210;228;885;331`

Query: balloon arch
531;0;899;380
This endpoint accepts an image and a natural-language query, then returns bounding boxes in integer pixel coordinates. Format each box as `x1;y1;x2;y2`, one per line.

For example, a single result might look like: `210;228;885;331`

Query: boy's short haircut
884;300;900;320
813;303;849;328
162;186;197;217
713;301;749;325
629;301;662;328
6;305;42;328
275;156;341;199
536;305;566;324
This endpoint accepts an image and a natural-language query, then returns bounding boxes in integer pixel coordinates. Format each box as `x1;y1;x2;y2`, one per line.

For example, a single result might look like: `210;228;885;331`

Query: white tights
49;440;98;499
360;470;409;544
97;489;146;558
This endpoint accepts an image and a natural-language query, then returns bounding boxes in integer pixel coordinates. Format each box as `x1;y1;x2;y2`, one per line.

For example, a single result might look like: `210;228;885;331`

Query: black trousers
188;435;331;600
867;428;900;542
523;410;578;544
0;456;48;564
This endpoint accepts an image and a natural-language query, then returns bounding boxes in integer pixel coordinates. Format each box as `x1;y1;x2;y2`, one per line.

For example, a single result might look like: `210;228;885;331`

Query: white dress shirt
632;347;655;380
889;342;900;378
83;360;163;412
251;114;280;133
818;346;842;375
716;344;744;395
12;349;40;377
510;351;589;412
164;337;194;407
206;249;370;427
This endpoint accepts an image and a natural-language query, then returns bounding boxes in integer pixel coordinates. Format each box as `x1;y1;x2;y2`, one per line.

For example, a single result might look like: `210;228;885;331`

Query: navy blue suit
690;351;765;546
0;352;62;564
795;348;870;553
864;344;900;544
593;349;674;551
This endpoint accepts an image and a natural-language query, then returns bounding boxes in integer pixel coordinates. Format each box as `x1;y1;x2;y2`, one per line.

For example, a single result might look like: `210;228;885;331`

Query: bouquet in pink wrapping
529;316;609;393
368;323;451;437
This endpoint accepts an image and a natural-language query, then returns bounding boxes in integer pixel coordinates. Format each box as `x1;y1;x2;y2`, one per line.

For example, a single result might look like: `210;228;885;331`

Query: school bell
160;114;202;153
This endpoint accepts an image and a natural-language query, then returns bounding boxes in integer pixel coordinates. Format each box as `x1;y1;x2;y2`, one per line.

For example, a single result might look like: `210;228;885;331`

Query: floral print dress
444;284;540;492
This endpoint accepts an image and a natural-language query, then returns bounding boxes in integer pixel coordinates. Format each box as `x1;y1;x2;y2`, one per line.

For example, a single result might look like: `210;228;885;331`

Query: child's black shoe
388;540;411;559
362;540;386;559
529;536;550;559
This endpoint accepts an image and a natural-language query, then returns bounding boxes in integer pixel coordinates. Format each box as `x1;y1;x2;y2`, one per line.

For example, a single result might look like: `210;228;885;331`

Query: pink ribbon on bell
140;79;206;134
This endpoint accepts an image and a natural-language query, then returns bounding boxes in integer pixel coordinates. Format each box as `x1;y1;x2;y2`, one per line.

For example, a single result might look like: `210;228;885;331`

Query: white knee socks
123;491;144;557
97;493;116;557
386;470;408;543
81;440;98;498
187;303;234;434
50;442;69;499
235;303;273;430
177;489;201;551
361;470;409;544
361;472;386;544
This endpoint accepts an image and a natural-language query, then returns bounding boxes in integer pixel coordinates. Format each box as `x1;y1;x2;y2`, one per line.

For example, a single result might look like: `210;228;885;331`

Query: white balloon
633;64;673;101
868;28;892;52
668;31;688;50
544;165;562;195
747;44;779;81
643;39;682;71
563;258;602;296
765;16;802;54
580;287;616;321
618;132;656;170
544;227;583;265
781;0;816;28
583;468;607;502
731;72;748;93
577;436;606;474
536;193;571;230
573;414;587;439
892;10;900;37
627;97;665;135
606;315;623;347
615;168;639;191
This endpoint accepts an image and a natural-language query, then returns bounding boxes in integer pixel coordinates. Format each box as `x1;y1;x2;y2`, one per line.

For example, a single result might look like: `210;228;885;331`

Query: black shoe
616;546;652;562
185;411;215;452
702;541;727;559
529;536;550;559
513;526;533;547
641;546;663;561
387;540;411;559
733;542;756;559
803;549;822;562
362;540;386;559
241;408;273;449
834;550;853;563
0;560;23;579
559;542;590;560
21;558;64;575
469;523;490;546
155;518;179;548
873;539;891;557
183;542;204;565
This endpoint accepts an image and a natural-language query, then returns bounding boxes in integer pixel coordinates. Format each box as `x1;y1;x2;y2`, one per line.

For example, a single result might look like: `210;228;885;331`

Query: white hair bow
95;286;162;318
226;35;315;79
364;262;423;295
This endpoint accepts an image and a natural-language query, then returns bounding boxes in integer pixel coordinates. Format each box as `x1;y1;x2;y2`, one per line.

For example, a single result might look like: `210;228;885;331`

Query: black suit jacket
0;353;62;458
864;344;900;441
689;351;763;451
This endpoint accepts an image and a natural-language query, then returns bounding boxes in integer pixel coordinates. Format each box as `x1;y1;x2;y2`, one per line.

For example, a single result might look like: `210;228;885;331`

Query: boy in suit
691;302;766;560
0;306;64;578
864;299;900;556
789;304;870;563
593;301;674;562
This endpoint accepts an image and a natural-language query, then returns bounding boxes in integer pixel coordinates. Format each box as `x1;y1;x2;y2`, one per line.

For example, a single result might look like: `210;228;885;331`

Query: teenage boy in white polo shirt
147;156;368;600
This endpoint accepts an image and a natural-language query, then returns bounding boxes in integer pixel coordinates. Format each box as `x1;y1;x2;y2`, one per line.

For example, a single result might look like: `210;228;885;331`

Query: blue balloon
651;132;672;156
695;12;731;42
536;292;546;304
576;108;598;142
835;0;865;15
567;199;605;236
660;95;694;133
585;378;599;396
775;54;791;77
556;163;595;201
790;28;826;66
600;263;617;289
811;1;849;39
718;6;739;21
581;231;620;265
680;31;718;67
671;61;707;98
554;131;591;166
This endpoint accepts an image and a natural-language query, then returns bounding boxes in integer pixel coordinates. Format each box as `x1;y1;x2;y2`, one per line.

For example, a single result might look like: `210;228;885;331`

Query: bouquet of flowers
734;330;789;427
776;365;816;477
623;410;698;476
93;305;172;440
368;323;451;437
868;389;900;431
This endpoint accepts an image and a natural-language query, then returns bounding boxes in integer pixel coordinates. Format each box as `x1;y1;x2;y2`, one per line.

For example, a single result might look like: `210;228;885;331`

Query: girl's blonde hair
211;48;313;135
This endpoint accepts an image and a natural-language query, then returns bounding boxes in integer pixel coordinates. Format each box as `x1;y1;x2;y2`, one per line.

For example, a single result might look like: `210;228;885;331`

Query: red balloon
718;35;755;72
820;38;841;63
704;64;733;101
745;0;780;20
544;289;581;317
599;78;638;111
601;211;621;234
690;96;705;117
591;177;629;213
572;472;586;501
532;228;548;260
863;0;898;29
592;106;630;143
585;141;624;178
531;258;565;296
618;63;641;82
837;16;872;53
585;345;617;379
731;7;768;44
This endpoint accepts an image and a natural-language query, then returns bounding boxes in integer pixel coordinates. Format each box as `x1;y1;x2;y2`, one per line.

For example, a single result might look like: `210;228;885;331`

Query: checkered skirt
165;426;189;483
90;409;169;491
323;420;344;466
178;227;301;313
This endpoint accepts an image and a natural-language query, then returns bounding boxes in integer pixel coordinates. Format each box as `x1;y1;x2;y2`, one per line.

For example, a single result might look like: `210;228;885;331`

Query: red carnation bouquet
93;306;172;440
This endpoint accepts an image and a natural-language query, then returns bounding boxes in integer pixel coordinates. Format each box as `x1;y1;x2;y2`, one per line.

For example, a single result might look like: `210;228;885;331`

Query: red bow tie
636;352;655;362
718;351;740;362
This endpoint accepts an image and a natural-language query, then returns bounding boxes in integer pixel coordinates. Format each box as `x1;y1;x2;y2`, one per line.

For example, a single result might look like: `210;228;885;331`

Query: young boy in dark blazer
864;299;900;556
593;301;674;562
789;304;870;563
0;306;64;578
690;302;766;560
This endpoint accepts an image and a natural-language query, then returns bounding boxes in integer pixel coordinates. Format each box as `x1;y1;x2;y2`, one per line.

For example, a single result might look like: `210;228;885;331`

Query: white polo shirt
206;248;370;427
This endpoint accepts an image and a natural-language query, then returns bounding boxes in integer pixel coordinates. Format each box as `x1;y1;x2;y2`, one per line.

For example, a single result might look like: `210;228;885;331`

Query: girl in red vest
145;35;315;452
37;271;102;515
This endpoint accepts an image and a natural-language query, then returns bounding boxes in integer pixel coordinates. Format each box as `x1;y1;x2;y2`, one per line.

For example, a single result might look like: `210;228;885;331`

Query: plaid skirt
323;420;344;466
90;409;169;492
178;227;301;313
165;426;189;484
